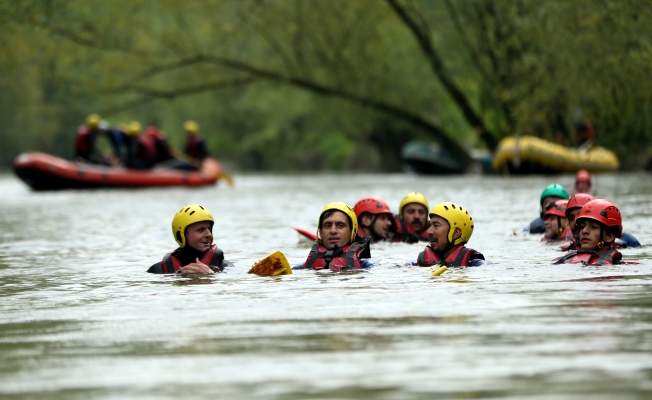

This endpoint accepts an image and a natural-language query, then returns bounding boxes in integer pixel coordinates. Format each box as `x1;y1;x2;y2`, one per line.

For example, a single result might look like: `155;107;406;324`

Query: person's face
568;209;581;231
543;215;560;239
578;219;603;250
185;221;213;251
576;181;591;193
320;211;351;250
541;196;563;210
403;203;428;233
427;215;454;253
372;213;392;238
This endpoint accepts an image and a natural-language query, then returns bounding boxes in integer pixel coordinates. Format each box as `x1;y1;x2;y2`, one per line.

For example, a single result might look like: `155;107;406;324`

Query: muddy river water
1;172;651;399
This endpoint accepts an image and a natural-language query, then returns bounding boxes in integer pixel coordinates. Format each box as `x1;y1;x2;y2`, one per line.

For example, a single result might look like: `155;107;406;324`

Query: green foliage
1;0;651;170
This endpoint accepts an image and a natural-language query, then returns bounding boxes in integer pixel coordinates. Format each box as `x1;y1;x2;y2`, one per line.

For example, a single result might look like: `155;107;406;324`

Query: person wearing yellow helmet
391;192;430;243
295;202;377;271
74;113;105;163
147;204;232;274
183;120;210;163
415;202;485;267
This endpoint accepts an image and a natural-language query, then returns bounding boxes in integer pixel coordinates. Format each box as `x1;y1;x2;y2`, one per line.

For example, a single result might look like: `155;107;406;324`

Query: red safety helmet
353;196;392;217
576;199;622;238
565;193;595;217
575;169;592;184
543;199;568;218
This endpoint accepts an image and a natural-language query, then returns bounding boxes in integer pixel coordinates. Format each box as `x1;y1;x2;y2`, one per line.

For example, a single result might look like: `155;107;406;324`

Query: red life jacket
541;226;573;242
185;136;206;160
302;236;371;271
74;126;96;154
391;215;429;243
552;245;622;265
161;244;224;274
560;239;579;252
417;245;481;267
137;134;158;161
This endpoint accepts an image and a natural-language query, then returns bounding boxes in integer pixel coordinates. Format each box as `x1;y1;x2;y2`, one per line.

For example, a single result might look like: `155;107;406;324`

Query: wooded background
2;0;651;171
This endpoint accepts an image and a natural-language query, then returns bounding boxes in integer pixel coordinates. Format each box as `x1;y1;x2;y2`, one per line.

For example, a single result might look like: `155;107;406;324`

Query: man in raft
541;200;573;242
527;183;570;234
296;202;377;271
148;204;232;274
353;196;393;242
553;199;624;265
390;192;430;243
416;202;485;267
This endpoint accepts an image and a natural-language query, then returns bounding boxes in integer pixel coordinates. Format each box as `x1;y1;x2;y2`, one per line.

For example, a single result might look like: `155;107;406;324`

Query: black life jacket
417;245;483;267
161;244;224;274
302;236;371;271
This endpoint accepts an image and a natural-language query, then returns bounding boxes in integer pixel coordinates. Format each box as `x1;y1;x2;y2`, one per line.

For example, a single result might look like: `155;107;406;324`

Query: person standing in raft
541;200;573;242
526;184;570;234
416;202;485;267
183;120;209;164
74;113;106;164
561;193;595;251
391;192;430;243
148;204;232;274
295;202;377;271
553;199;623;265
353;196;393;242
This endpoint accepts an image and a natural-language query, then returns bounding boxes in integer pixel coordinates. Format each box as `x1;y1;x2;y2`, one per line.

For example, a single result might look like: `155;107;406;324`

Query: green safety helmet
429;202;474;246
316;202;357;244
540;184;570;206
171;204;214;248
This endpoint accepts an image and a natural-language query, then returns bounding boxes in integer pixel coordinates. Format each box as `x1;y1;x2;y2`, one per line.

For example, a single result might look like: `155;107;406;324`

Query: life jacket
161;244;224;274
417;245;483;267
560;239;580;252
541;226;573;242
74;126;96;156
391;214;429;243
137;134;159;161
302;236;371;271
552;245;622;265
185;136;207;160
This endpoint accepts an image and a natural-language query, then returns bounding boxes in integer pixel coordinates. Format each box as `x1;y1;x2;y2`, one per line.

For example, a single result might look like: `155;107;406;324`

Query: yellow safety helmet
184;120;200;134
399;192;429;219
316;202;358;244
86;113;101;129
127;121;142;137
171;204;214;248
428;202;474;246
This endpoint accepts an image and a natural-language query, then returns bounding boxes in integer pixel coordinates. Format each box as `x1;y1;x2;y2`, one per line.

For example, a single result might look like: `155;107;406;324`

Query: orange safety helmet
565;193;595;217
543;199;568;219
576;199;622;238
575;169;592;184
353;196;392;218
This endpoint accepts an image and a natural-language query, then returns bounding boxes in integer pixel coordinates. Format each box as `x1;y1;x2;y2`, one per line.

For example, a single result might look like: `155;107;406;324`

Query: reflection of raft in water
13;152;223;191
492;136;620;174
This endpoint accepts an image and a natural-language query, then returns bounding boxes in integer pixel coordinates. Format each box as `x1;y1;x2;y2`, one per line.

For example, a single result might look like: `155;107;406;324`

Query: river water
1;172;651;399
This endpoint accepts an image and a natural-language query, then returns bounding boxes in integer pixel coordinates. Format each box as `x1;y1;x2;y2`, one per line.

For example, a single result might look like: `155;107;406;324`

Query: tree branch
386;0;498;151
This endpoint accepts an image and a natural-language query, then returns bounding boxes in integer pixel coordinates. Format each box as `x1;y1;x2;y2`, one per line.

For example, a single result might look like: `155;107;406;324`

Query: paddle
170;149;234;187
291;226;317;241
431;266;448;276
248;251;293;276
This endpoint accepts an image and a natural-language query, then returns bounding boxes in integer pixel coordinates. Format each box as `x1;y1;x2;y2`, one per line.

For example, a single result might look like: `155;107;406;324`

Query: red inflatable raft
13;152;223;190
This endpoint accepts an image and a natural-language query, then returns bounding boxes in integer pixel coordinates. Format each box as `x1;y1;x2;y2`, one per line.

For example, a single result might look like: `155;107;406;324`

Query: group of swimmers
74;113;209;170
148;168;639;274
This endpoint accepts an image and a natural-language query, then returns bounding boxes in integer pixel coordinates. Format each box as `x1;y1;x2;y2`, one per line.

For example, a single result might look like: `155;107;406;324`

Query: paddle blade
217;172;234;187
291;226;317;241
431;266;448;276
248;251;292;276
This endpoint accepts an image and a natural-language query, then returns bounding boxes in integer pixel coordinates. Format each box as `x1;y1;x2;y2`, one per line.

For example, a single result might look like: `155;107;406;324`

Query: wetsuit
147;244;232;274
